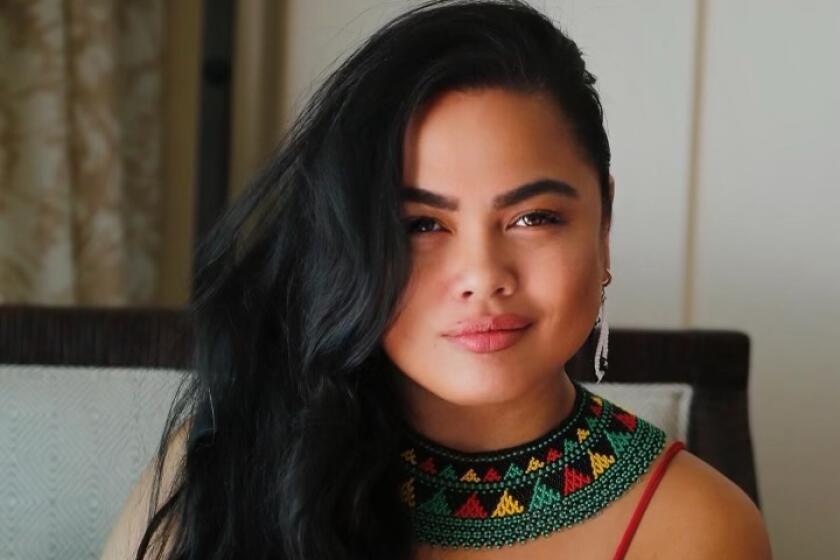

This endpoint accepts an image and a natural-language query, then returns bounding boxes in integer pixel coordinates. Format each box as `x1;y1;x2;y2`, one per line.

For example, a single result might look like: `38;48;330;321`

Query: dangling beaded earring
594;268;612;383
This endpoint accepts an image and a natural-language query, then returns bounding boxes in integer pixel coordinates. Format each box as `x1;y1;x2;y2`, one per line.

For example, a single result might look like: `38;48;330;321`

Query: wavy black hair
137;1;611;558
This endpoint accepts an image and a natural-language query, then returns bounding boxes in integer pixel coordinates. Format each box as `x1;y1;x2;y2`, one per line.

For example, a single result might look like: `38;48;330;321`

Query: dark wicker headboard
0;305;193;369
568;326;757;507
0;304;759;507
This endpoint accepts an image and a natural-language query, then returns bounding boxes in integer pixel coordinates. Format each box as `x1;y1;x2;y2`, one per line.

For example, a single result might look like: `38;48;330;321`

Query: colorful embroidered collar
396;380;667;548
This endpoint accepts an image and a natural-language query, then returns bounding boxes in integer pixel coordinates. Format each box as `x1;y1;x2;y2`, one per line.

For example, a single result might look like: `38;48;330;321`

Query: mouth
442;325;531;353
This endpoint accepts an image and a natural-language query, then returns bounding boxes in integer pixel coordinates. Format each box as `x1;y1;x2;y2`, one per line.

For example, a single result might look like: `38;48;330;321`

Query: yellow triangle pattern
400;477;416;507
592;395;603;405
587;449;616;478
577;428;589;443
401;448;416;464
460;468;481;482
491;489;525;518
525;456;545;473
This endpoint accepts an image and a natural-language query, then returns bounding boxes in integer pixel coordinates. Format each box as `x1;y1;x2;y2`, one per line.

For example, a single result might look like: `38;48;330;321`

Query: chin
432;371;533;407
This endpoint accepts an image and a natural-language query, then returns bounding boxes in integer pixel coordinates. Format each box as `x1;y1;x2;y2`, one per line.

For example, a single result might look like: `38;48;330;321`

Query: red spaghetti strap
612;440;686;560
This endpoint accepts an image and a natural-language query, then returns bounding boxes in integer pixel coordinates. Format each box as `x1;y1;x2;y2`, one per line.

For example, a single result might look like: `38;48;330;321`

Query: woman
102;1;771;558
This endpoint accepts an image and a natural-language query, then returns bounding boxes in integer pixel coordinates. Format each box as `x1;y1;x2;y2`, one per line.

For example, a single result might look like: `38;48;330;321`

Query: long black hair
138;1;612;558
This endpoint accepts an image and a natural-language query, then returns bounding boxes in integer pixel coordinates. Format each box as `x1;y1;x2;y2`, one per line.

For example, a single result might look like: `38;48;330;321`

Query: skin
102;86;771;560
380;88;773;559
383;87;612;453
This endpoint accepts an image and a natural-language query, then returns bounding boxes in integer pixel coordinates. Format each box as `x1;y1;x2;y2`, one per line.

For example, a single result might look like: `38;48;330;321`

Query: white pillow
0;364;692;560
580;381;693;442
0;365;187;560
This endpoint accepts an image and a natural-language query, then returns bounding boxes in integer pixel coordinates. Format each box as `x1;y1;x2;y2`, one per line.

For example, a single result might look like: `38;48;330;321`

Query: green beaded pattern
396;381;667;548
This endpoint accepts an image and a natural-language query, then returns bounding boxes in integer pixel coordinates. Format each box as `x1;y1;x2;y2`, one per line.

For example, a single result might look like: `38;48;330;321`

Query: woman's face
382;87;612;411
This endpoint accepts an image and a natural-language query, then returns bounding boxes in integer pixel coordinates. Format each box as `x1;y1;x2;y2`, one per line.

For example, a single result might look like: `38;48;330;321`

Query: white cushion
0;365;692;560
0;365;187;560
580;381;694;442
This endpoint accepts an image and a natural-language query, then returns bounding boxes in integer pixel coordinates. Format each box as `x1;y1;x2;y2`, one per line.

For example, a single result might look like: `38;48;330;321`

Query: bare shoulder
635;446;773;559
99;417;192;560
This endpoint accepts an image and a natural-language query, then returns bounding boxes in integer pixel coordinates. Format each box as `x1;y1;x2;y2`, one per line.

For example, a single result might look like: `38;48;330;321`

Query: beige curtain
229;0;288;201
0;0;164;305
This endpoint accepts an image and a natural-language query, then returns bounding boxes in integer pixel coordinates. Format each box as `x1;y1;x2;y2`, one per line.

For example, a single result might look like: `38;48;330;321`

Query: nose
449;235;517;302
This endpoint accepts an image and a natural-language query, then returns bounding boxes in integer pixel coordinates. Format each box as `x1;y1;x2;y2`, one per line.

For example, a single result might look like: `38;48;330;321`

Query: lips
442;314;533;353
443;314;533;336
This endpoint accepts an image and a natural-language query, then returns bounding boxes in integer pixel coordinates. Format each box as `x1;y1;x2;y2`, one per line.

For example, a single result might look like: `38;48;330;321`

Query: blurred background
1;1;838;557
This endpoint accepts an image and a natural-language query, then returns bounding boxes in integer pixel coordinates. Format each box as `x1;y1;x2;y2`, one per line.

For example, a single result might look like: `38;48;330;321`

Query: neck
397;369;578;453
394;377;669;549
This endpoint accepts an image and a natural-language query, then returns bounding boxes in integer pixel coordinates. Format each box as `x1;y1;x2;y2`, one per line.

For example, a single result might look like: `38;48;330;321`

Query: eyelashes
404;210;566;234
512;210;566;228
404;216;441;234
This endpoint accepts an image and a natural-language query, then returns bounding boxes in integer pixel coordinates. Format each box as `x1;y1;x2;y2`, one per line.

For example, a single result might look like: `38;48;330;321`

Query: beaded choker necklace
396;380;666;548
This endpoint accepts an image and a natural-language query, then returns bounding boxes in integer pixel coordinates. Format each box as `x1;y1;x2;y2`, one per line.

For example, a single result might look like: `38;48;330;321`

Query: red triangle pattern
614;411;636;430
419;457;437;474
563;465;592;496
482;467;501;481
397;383;668;547
545;447;562;462
454;491;488;518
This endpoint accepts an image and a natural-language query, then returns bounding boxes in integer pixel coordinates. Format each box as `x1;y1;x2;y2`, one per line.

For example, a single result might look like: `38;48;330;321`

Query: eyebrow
400;178;579;211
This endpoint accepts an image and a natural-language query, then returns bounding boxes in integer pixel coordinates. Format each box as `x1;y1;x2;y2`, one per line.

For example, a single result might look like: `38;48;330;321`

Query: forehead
402;88;598;204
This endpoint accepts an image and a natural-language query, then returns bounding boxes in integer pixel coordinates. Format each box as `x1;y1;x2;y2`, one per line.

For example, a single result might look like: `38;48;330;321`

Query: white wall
536;0;698;328
281;0;697;327
277;1;840;557
695;1;840;557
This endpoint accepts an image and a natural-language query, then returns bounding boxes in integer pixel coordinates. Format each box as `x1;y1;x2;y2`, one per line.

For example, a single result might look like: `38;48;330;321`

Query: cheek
523;245;602;342
527;241;600;297
380;237;604;406
381;263;437;358
382;243;602;359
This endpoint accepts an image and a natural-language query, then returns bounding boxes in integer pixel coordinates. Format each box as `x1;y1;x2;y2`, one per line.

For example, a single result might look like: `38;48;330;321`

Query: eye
404;216;443;234
403;210;565;235
511;210;566;228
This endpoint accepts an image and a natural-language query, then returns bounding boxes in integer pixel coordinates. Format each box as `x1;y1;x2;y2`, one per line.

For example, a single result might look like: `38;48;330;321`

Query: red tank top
611;440;685;559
